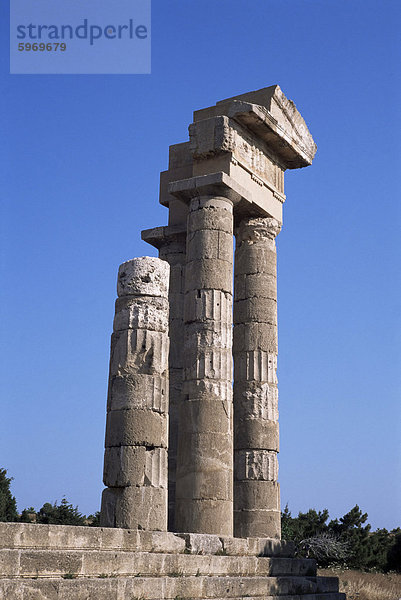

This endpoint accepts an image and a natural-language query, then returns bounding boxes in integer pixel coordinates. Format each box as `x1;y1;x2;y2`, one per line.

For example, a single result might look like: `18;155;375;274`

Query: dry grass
318;568;401;600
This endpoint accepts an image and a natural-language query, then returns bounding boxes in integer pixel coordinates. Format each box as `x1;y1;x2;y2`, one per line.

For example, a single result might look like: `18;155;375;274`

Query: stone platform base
0;523;345;599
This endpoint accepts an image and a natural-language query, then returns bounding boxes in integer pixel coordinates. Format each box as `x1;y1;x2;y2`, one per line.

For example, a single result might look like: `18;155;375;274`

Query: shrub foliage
282;504;401;572
0;468;18;522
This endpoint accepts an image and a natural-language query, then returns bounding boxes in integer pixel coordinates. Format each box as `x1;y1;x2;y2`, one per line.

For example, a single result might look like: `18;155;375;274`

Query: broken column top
117;257;170;298
192;85;317;169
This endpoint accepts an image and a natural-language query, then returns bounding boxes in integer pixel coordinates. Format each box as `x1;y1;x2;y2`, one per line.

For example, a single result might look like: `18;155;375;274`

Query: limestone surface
100;257;170;530
141;87;318;540
0;523;345;600
172;195;234;536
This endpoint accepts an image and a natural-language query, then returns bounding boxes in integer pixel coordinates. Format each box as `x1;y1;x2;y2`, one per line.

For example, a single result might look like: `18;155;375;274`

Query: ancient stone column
175;194;234;535
141;226;187;531
100;256;170;530
142;142;192;531
233;217;281;538
145;85;317;538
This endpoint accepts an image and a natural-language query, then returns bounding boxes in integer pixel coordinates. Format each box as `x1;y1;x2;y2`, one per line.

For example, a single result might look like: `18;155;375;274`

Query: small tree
19;507;37;523
386;531;401;572
281;505;329;542
87;511;101;527
329;504;372;569
0;468;18;522
36;498;86;526
281;504;295;540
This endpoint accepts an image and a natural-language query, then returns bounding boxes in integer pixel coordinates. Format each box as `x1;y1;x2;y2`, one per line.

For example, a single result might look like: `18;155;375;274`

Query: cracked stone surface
101;257;170;531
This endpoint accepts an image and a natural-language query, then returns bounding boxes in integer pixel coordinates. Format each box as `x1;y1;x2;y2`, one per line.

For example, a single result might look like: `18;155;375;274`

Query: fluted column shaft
175;196;234;535
100;257;170;531
233;217;281;539
158;232;187;531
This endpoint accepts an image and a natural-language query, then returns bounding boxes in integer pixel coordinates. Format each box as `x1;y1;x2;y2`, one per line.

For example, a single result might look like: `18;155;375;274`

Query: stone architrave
100;256;170;531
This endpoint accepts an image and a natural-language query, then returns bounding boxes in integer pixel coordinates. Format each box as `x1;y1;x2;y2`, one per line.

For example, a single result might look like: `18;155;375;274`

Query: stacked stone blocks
101;257;170;531
141;85;317;538
176;195;234;535
233;216;281;538
0;523;345;599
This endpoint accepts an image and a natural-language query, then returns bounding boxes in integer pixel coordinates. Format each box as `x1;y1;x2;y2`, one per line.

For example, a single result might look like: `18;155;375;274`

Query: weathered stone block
186;229;233;262
188;207;233;234
19;550;83;577
137;531;185;553
235;450;278;481
99;527;138;551
113;296;168;333
117;257;169;298
176;467;233;502
234;481;280;511
245;272;277;299
0;549;20;576
103;446;167;488
183;346;232;382
234;297;277;325
182;379;232;403
0;579;60;600
267;557;316;577
184;321;232;352
233;323;278;353
184;289;232;324
233;350;278;383
58;579;120;600
123;577;165;599
107;373;168;413
234;381;278;421
234;272;276;301
235;217;280;245
185;258;233;293
190;195;233;213
80;549;139;576
169;319;184;367
178;533;223;555
219;536;249;556
202;574;267;597
109;329;169;376
178;398;232;435
235;418;279;451
234;509;281;539
234;245;277;276
168;292;184;319
169;262;185;292
174;498;233;536
177;432;232;478
0;523;105;551
105;409;168;448
100;486;167;531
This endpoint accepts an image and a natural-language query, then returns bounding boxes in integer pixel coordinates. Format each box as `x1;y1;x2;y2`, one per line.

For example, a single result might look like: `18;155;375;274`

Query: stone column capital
235;216;282;244
169;172;247;206
141;225;187;249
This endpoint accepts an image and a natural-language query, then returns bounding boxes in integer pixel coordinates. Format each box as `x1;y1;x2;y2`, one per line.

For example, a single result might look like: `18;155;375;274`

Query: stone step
0;549;316;579
0;523;295;557
0;576;345;600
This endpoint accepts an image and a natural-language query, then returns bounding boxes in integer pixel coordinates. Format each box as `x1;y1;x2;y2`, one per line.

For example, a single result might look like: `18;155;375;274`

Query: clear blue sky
1;0;400;530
